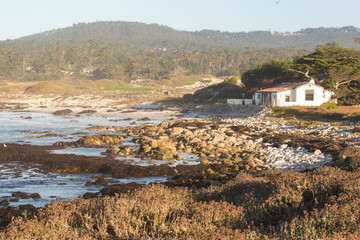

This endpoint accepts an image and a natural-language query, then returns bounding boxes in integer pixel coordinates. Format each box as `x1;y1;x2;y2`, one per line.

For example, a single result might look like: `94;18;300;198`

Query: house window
305;90;314;101
285;95;290;102
257;94;260;99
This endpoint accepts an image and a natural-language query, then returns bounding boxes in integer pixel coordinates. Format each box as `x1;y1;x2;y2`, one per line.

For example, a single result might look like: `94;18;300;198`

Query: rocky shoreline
55;115;359;172
0;94;359;176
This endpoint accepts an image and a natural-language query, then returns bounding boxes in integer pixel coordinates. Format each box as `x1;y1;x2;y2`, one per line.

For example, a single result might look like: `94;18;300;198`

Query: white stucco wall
282;84;333;106
274;90;291;106
323;91;333;102
295;84;325;106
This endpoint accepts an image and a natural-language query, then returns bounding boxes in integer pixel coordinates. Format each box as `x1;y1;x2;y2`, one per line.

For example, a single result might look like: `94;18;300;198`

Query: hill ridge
7;21;360;51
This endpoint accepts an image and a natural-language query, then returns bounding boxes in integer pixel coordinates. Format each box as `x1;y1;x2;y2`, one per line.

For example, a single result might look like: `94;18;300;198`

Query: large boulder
137;137;177;160
166;127;185;136
76;133;124;147
53;109;73;116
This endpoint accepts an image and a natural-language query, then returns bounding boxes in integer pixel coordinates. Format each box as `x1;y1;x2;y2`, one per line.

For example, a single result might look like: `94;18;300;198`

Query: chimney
309;78;315;84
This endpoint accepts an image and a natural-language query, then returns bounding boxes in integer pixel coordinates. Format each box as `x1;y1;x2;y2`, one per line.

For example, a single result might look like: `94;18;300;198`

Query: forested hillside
0;21;359;85
16;22;360;51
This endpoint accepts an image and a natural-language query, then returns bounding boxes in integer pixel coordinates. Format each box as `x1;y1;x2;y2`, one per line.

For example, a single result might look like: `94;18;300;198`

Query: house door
263;93;272;107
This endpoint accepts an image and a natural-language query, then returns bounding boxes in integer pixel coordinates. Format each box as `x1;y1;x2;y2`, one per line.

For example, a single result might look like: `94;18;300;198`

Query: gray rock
0;200;9;206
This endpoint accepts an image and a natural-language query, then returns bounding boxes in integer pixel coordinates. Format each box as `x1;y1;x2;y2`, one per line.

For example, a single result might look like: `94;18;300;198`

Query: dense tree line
0;21;359;85
242;44;360;105
0;41;307;83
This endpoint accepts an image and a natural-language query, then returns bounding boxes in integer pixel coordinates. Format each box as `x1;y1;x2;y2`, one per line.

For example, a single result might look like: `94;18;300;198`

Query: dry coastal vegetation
2;167;360;239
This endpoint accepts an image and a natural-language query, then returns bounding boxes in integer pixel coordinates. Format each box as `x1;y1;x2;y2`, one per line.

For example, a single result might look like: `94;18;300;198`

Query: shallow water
115;152;200;167
50;148;201;167
0;111;192;208
50;147;107;157
0;111;160;145
0;162;170;208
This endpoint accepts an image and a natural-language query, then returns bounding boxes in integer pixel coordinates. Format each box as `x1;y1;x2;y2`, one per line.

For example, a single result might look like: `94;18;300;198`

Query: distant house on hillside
227;79;334;107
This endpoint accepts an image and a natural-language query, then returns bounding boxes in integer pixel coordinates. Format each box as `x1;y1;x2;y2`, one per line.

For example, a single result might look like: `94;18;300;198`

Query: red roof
256;82;324;93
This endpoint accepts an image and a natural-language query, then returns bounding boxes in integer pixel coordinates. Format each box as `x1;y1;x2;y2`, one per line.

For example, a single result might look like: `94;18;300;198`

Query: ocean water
0;111;160;145
0;111;193;207
0;162;169;208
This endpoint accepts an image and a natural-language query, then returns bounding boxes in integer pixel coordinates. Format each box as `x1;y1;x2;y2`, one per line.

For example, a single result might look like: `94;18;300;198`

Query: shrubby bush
320;102;339;109
182;93;194;102
3;165;360;239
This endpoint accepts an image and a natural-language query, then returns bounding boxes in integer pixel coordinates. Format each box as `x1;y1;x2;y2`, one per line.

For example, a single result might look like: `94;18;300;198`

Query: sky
0;0;359;40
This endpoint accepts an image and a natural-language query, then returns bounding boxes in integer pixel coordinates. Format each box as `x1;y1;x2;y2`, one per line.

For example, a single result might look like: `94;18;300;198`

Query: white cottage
227;79;334;107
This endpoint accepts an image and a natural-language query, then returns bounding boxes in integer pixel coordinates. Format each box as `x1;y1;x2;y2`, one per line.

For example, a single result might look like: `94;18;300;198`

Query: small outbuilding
227;79;335;107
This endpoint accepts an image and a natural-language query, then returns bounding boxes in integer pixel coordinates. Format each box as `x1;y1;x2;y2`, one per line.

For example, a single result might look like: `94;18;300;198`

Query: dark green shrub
182;93;194;102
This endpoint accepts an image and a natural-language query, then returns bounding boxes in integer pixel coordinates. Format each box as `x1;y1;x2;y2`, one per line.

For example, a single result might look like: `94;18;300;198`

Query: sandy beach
0;92;183;121
0;92;272;122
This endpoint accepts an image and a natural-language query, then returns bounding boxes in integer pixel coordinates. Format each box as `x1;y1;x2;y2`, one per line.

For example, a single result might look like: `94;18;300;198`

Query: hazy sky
1;0;359;40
